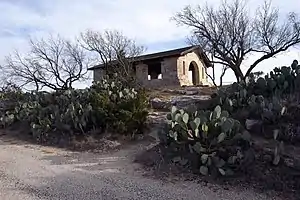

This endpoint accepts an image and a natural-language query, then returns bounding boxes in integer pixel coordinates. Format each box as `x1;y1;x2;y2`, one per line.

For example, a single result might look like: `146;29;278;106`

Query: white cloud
0;0;299;87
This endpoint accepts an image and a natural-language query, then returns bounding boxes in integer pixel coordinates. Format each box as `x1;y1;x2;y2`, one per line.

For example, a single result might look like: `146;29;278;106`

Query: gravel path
0;137;280;200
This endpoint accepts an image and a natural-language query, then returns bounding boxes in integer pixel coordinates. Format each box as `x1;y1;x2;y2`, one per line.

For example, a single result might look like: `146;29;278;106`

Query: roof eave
88;45;212;70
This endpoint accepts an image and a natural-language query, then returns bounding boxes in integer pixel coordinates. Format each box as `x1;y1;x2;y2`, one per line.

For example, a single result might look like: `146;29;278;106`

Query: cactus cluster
217;82;249;113
247;60;300;97
0;78;148;143
166;60;300;175
167;105;251;176
247;95;286;124
215;60;299;116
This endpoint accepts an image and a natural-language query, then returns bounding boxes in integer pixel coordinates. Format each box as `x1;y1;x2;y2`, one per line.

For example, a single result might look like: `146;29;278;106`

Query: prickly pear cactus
166;105;251;176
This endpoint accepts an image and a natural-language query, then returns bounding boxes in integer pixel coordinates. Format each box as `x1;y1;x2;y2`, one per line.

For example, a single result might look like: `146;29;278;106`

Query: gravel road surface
0;137;280;200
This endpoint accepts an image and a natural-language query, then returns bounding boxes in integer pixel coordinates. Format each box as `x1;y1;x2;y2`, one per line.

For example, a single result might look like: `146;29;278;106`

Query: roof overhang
88;45;212;70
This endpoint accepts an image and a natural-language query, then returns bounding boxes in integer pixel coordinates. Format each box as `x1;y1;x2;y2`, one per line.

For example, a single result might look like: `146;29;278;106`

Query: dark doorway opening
188;61;200;85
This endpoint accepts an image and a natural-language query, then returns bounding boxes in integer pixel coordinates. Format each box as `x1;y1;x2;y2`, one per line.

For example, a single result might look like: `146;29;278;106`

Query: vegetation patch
0;76;149;147
135;60;300;199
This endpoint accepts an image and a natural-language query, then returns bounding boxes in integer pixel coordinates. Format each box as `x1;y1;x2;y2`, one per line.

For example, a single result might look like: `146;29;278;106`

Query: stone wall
177;51;208;86
135;63;148;85
135;57;181;88
93;68;107;82
93;51;209;88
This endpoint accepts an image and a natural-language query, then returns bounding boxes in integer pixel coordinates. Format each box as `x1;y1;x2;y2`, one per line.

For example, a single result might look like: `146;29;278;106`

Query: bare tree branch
80;29;145;84
173;0;300;82
205;54;229;87
1;35;88;91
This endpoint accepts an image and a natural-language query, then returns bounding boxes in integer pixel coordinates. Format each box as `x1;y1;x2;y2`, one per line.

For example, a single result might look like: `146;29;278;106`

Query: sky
0;0;300;88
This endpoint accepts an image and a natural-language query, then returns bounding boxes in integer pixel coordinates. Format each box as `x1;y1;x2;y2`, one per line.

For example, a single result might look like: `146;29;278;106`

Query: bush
91;78;148;136
0;77;148;143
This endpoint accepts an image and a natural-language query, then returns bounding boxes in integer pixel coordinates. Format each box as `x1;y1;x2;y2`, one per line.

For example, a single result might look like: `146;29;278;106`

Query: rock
170;95;211;108
150;95;213;111
150;98;171;110
147;111;168;125
185;90;198;95
162;89;175;93
176;90;186;95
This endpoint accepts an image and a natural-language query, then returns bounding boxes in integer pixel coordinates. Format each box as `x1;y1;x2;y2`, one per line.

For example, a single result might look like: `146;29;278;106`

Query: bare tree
80;30;145;83
206;65;229;87
2;35;88;91
205;54;228;87
173;0;300;82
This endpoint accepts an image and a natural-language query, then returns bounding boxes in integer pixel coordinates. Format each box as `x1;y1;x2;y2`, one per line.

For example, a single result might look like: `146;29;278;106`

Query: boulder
170;95;213;110
150;95;214;111
150;98;171;110
185;90;198;95
147;111;168;125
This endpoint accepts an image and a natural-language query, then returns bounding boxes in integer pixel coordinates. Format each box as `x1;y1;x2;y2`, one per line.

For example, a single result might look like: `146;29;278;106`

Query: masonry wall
93;51;209;88
135;57;181;88
177;51;208;86
93;68;107;82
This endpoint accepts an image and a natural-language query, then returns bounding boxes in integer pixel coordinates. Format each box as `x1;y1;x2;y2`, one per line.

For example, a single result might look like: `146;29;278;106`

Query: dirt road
0;137;279;200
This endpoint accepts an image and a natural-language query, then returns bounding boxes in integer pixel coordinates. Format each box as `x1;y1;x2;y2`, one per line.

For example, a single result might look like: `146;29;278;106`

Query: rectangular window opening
183;61;186;75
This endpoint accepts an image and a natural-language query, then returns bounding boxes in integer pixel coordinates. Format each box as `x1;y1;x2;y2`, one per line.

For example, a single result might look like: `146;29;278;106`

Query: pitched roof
88;45;211;70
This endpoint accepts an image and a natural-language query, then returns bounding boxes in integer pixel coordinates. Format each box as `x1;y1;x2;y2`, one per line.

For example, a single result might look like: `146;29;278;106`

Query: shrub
90;77;148;136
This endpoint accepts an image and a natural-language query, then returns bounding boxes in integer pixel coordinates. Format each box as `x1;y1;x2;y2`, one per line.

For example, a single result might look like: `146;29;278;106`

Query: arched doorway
188;61;200;85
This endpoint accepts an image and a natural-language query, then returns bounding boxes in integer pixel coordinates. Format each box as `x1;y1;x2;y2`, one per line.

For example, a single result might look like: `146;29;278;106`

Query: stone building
88;46;212;88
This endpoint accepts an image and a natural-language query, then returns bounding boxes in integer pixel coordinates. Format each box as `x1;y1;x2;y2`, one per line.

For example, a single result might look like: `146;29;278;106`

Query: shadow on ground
134;143;300;200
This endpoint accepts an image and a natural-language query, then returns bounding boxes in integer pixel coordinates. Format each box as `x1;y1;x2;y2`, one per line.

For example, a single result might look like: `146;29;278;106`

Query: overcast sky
1;0;300;87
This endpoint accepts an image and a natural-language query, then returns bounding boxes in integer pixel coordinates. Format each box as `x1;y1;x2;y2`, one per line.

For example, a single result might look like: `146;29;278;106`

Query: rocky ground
148;86;216;111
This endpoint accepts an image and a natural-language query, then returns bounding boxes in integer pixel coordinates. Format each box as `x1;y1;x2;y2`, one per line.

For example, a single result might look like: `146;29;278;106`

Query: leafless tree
206;65;229;87
2;35;88;91
205;54;228;87
80;30;145;84
173;0;300;82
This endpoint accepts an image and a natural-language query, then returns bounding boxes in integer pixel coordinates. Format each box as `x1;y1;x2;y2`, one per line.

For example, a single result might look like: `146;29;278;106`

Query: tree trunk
233;70;243;83
231;65;244;83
